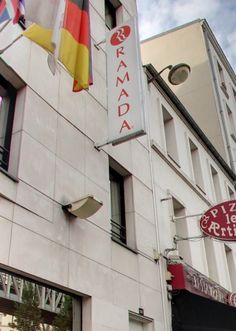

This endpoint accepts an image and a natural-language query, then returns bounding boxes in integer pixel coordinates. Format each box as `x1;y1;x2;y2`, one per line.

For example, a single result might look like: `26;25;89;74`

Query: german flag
23;0;92;92
61;0;92;91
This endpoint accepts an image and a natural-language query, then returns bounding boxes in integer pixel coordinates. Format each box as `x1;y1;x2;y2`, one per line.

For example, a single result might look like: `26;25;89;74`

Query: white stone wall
0;1;166;331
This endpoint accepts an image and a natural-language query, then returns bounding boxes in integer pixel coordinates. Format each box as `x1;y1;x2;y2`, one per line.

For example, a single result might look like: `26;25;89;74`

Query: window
109;158;135;249
0;269;82;331
226;104;236;141
210;165;222;202
0;74;16;171
217;62;228;97
110;167;126;244
227;185;235;200
204;237;218;282
233;88;236;104
169;197;190;264
225;244;236;290
105;0;121;30
162;106;179;165
189;138;204;189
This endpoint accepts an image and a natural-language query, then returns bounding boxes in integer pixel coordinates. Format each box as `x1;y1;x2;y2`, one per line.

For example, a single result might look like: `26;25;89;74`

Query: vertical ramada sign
106;17;146;145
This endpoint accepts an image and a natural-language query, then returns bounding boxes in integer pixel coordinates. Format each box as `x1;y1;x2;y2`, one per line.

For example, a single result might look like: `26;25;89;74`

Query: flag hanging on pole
23;0;93;92
61;0;92;91
0;0;25;24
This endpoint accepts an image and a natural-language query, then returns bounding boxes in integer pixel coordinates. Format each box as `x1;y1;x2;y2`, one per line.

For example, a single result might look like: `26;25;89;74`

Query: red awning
167;262;236;307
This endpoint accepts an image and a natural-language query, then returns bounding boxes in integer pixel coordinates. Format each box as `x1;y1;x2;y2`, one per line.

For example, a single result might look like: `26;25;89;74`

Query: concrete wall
0;1;166;331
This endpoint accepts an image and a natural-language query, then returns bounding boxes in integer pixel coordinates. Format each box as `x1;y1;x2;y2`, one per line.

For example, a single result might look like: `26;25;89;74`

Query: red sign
168;263;236;307
200;200;236;241
110;26;131;45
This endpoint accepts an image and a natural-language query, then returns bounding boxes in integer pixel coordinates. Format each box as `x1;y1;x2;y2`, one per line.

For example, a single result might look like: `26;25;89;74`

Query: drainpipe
202;22;235;173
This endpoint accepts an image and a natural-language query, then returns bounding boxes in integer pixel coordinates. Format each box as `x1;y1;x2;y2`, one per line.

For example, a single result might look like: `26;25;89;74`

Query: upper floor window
105;0;121;30
226;104;236;142
109;158;136;250
210;165;222;202
171;197;186;241
227;185;235;200
217;62;228;98
204;237;218;282
0;75;17;171
188;138;204;190
232;88;236;102
224;244;235;290
110;166;126;244
162;105;179;165
171;197;192;263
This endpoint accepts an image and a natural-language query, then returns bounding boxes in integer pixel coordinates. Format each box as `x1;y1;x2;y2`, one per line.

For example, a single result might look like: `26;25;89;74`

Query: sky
136;0;236;73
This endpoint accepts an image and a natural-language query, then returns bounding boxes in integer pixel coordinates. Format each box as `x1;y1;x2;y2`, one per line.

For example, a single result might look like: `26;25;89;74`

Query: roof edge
140;18;202;44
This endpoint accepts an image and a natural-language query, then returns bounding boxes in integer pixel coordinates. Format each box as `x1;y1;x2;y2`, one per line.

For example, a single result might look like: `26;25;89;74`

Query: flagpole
0;34;23;54
0;19;11;33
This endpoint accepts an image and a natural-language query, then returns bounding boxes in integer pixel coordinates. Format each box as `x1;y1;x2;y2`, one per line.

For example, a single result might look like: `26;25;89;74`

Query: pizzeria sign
200;199;236;241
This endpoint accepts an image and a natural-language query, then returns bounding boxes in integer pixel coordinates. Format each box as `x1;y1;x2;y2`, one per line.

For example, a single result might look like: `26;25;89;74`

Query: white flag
47;0;65;74
24;0;65;74
24;0;60;29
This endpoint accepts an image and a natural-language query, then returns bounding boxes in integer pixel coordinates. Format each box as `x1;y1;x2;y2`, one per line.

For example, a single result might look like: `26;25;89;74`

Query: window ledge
167;153;181;168
0;167;19;182
111;237;138;254
196;184;206;195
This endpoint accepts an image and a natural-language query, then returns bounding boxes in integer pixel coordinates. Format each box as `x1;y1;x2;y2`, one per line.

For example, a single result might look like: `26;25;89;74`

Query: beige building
141;19;236;173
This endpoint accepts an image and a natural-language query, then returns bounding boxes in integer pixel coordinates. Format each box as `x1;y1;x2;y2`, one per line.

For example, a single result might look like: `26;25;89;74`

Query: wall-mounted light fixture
62;195;103;219
148;63;191;85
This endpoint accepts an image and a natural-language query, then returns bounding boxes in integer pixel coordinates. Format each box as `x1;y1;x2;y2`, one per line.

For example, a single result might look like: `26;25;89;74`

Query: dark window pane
0;76;16;170
110;168;126;244
105;0;116;29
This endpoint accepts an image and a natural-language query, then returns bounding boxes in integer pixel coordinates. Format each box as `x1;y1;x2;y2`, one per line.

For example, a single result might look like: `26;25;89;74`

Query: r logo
110;25;131;46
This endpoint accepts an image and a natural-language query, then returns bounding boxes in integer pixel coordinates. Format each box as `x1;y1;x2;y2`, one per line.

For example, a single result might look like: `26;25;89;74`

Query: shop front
168;262;236;331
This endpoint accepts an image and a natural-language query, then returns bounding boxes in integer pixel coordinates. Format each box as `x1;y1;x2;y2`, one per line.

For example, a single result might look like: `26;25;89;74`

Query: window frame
227;184;235;200
188;138;204;190
0;74;17;171
162;105;180;166
226;103;236;142
217;61;229;98
105;0;121;30
210;164;222;202
0;267;82;331
109;166;127;244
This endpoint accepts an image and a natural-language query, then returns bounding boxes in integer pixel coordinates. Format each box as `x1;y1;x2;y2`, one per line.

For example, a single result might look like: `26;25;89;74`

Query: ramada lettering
115;46;132;134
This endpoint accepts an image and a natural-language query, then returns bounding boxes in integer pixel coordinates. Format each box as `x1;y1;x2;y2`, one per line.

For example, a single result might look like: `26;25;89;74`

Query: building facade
141;19;236;173
0;2;236;331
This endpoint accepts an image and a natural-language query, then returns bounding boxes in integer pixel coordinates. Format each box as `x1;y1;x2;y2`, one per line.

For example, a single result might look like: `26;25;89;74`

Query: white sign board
106;17;146;145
